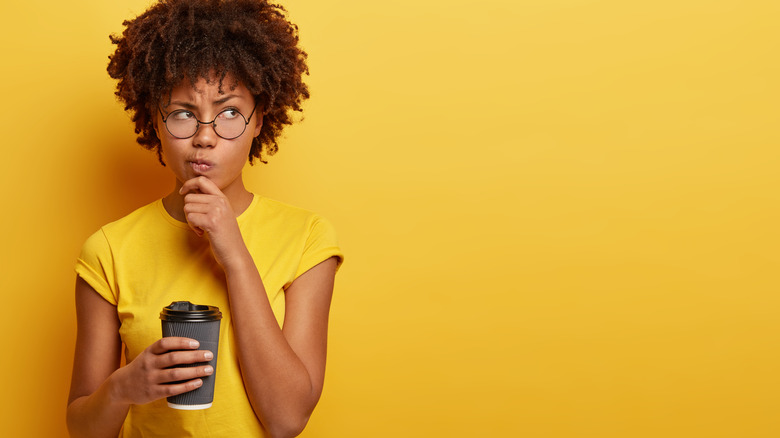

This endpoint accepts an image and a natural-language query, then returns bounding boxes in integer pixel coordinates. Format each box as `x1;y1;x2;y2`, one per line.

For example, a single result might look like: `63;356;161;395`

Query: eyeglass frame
157;104;259;140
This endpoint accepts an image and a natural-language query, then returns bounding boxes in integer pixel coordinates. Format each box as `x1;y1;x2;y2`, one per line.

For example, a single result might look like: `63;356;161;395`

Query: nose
192;121;218;148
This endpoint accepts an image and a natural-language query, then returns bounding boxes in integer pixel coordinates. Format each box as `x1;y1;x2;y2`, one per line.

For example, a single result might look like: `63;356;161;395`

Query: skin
67;75;337;438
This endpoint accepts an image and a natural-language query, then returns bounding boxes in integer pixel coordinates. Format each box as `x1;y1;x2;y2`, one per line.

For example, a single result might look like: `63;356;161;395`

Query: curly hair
107;0;309;165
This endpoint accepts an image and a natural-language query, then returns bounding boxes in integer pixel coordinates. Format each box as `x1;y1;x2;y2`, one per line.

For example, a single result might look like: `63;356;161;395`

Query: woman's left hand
179;176;248;268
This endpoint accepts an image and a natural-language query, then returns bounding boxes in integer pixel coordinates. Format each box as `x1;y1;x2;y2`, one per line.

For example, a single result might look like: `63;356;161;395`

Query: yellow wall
1;0;778;436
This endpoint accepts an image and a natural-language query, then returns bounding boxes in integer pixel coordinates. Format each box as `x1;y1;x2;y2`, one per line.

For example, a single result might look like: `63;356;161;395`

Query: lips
189;158;214;173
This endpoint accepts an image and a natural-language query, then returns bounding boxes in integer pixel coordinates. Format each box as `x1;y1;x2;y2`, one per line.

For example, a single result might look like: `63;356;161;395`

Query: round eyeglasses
158;105;258;140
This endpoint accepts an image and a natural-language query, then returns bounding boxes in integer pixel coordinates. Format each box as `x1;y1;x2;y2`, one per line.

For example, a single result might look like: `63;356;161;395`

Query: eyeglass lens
165;109;247;140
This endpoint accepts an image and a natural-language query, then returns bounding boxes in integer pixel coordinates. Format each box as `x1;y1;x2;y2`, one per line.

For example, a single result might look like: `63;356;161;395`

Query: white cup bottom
168;402;212;410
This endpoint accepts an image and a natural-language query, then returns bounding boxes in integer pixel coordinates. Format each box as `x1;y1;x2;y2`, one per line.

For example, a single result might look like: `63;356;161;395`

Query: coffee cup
160;301;222;409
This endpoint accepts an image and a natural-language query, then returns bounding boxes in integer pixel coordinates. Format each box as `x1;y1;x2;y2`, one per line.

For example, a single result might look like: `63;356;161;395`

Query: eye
217;109;240;120
170;110;194;121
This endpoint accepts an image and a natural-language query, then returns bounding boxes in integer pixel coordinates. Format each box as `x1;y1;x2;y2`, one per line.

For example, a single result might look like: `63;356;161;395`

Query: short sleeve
75;229;119;305
294;215;344;279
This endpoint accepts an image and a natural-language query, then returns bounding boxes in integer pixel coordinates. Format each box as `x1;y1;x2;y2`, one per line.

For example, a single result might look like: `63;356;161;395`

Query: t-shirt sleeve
295;215;344;280
75;229;119;305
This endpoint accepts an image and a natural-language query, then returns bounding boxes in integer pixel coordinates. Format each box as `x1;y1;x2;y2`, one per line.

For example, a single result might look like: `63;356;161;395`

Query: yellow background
1;0;778;436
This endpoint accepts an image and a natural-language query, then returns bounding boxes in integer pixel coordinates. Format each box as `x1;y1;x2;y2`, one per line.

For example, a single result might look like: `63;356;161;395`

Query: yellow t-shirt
75;195;343;437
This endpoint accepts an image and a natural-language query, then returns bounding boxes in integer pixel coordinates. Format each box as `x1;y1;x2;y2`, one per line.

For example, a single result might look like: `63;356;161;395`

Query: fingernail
194;379;203;387
204;351;214;360
190;340;200;348
204;366;214;374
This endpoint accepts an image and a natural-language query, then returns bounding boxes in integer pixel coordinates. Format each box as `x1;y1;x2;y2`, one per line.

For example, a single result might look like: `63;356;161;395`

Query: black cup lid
160;301;222;322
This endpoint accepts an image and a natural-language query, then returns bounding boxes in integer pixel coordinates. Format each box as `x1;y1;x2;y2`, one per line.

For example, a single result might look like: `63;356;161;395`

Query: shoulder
247;196;331;231
243;196;342;261
254;197;343;271
80;200;169;252
100;200;167;234
255;197;317;220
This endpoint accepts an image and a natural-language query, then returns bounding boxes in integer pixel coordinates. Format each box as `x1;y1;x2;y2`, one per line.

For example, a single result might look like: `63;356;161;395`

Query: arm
180;178;337;438
66;276;126;437
226;256;336;438
67;277;215;438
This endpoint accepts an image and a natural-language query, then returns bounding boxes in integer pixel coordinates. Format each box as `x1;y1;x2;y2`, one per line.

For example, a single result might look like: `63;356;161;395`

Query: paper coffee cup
160;301;222;409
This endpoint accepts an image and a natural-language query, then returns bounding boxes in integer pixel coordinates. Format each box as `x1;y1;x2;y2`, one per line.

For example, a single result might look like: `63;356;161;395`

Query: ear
253;108;264;137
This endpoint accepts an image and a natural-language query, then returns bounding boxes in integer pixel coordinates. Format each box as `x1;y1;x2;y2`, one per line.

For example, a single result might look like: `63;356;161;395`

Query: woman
67;1;343;437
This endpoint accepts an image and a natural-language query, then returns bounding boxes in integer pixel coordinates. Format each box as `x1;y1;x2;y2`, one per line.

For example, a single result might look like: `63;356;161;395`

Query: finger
183;193;216;205
184;196;233;222
178;202;208;236
150;337;200;355
159;364;214;385
182;212;210;236
178;176;205;195
180;176;222;196
160;378;204;398
179;181;201;196
183;211;212;235
182;202;214;216
157;349;214;369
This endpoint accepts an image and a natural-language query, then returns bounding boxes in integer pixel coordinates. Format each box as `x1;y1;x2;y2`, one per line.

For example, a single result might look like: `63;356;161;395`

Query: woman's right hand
69;279;216;437
110;337;214;406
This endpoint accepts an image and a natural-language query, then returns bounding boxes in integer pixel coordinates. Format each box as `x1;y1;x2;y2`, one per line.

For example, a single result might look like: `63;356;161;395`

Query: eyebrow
169;94;244;109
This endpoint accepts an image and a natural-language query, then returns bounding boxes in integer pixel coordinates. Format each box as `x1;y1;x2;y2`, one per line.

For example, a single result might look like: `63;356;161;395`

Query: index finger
150;337;200;354
179;176;221;196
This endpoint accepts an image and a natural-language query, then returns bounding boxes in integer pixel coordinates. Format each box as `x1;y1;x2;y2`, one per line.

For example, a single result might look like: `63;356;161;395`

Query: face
156;75;262;195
